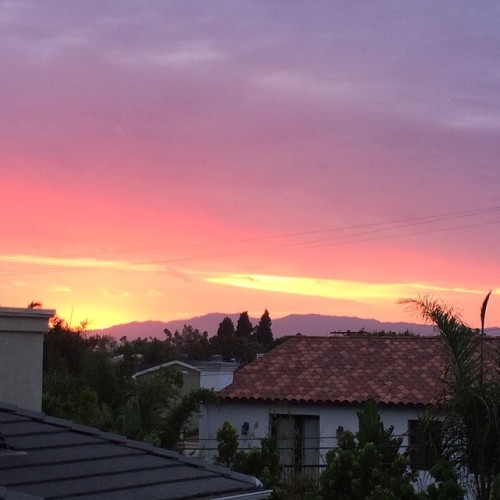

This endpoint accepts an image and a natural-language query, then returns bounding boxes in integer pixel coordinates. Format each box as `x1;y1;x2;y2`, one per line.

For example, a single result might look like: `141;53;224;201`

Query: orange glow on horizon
2;263;497;332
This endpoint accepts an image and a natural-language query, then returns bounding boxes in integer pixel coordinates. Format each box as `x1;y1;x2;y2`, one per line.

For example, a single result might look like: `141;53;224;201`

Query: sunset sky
2;1;500;331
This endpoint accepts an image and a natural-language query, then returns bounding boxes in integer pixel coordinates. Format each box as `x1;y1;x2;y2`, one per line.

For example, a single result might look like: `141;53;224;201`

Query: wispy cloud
146;288;162;298
206;273;485;302
100;288;130;298
408;283;486;295
112;40;224;68
48;285;72;293
0;255;164;272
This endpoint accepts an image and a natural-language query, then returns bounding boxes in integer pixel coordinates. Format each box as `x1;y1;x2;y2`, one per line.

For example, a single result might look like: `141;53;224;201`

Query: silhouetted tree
43;317;212;449
211;333;261;363
216;316;235;337
43;318;123;430
255;309;273;347
44;317;88;375
236;311;253;338
164;325;212;359
142;338;175;365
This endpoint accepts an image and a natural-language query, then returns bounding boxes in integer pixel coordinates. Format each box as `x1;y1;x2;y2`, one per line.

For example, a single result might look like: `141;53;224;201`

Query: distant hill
92;313;437;340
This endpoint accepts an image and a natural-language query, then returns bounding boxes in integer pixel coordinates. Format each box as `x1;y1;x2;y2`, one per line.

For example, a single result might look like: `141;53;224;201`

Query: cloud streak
48;285;72;293
100;288;130;298
0;255;164;273
206;273;486;302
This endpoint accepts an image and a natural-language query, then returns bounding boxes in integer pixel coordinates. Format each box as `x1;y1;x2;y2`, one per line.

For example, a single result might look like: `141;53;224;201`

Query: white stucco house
200;335;460;480
133;356;240;392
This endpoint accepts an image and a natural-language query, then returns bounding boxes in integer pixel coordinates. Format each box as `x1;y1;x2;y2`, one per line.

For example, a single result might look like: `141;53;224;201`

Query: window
271;414;319;481
408;419;441;471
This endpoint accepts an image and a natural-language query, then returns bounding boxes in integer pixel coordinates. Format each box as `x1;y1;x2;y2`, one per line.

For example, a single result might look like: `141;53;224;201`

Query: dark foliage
236;311;253;338
255;309;273;347
402;295;500;500
217;316;236;337
42;317;216;450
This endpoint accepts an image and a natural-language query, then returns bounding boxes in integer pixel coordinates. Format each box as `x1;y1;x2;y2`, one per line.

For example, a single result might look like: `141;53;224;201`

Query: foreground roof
220;336;456;406
0;402;269;500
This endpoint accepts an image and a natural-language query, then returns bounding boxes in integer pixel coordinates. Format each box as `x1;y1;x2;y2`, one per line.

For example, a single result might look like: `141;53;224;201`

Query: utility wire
1;205;499;276
35;205;500;258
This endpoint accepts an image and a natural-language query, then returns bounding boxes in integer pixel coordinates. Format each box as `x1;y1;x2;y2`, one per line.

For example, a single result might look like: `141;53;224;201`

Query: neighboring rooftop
0;401;269;500
133;357;240;379
219;336;499;406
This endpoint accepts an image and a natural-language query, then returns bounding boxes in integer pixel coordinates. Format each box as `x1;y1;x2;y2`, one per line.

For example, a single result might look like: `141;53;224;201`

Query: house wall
0;307;54;411
199;367;237;392
200;400;423;467
133;360;237;393
176;366;201;435
134;363;202;434
177;366;201;396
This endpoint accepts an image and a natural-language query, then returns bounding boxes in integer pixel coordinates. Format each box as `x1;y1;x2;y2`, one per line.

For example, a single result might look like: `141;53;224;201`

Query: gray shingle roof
0;402;269;500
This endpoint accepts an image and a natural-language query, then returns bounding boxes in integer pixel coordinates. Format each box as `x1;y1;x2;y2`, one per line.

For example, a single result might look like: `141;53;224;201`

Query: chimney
0;307;55;411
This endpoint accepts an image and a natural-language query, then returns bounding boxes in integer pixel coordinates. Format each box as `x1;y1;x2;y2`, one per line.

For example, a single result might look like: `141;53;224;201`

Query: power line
1;205;499;277
42;205;500;257
136;216;500;266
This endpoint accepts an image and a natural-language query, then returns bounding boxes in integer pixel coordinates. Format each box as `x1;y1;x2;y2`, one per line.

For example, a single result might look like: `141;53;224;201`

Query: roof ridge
48;478;251;500
0;405;261;489
0;431;8;450
219;336;500;406
5;462;187;488
0;447;146;471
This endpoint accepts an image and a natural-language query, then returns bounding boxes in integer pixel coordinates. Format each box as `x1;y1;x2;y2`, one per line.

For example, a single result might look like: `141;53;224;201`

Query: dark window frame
408;419;442;471
271;413;320;480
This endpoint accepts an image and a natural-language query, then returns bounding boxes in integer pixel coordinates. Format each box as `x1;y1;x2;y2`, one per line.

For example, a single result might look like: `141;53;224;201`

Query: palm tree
401;294;500;500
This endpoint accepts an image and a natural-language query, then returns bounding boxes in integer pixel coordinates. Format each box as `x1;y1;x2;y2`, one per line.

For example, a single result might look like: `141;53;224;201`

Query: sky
2;1;500;331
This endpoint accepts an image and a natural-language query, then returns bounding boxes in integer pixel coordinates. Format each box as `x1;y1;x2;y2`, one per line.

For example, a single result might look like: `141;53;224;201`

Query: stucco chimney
0;307;55;411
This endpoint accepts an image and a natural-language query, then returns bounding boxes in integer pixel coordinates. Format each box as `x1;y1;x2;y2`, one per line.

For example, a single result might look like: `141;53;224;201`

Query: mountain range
93;313;437;340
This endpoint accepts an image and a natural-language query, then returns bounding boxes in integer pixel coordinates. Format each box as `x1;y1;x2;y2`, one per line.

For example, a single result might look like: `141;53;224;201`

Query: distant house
200;335;499;481
0;307;271;499
133;356;240;393
133;357;240;436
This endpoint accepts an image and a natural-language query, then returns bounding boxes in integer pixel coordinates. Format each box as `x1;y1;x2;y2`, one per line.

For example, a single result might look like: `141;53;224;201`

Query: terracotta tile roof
220;336;499;406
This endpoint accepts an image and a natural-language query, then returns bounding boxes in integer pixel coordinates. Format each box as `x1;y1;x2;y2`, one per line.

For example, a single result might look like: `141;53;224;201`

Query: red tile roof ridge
219;335;500;406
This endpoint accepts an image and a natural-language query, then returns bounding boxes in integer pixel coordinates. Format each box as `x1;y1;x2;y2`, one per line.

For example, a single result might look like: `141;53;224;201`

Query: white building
201;335;456;480
133;355;239;392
